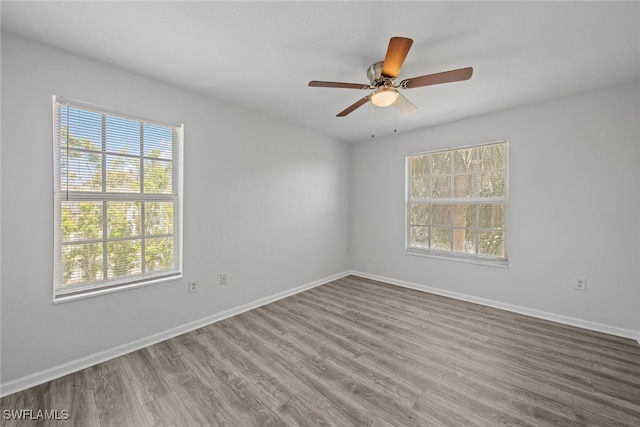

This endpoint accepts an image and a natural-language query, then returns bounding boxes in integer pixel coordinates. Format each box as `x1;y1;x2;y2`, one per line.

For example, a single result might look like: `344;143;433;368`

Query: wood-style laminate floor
2;275;640;426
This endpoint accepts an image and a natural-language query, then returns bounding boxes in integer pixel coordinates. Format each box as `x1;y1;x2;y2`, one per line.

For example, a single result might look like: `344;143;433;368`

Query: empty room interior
1;1;639;426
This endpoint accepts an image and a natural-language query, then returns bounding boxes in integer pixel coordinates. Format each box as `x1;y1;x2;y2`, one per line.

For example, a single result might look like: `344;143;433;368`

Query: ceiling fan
308;37;473;117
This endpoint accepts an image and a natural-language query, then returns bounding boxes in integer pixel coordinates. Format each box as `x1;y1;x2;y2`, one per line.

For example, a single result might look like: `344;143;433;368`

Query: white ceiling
2;1;640;143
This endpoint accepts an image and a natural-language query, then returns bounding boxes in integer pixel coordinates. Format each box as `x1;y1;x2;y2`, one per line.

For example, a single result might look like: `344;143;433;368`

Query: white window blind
406;141;508;265
53;96;183;301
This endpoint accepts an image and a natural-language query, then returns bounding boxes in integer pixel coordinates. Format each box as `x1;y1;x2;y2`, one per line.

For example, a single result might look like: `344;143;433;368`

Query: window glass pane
464;228;477;254
144;159;173;194
145;202;174;235
479;144;507;171
65;131;102;153
479;171;505;197
61;201;103;242
62;150;102;192
466;204;478;227
409;226;429;248
107;240;142;278
430;204;451;227
431;152;450;175
144;123;173;160
452;204;475;233
106;154;140;193
479;231;505;257
107;202;141;238
410;176;429;199
430;227;451;251
62;243;104;286
65;107;102;150
106;115;140;155
454;147;477;173
453;174;477;198
431;176;451;198
410;154;428;176
145;237;174;272
479;204;505;230
453;228;476;254
409;203;429;226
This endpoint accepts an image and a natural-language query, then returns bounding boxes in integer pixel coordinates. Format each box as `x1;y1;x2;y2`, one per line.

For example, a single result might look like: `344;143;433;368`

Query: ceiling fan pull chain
394;105;398;134
371;101;375;138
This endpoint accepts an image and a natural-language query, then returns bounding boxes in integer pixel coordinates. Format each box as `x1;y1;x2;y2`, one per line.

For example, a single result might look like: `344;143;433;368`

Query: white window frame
52;96;183;302
405;140;509;267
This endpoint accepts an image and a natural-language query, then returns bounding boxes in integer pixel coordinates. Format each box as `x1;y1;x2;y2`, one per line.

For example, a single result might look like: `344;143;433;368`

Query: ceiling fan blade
309;81;369;89
381;37;414;78
401;67;473;89
337;96;370;117
394;93;417;115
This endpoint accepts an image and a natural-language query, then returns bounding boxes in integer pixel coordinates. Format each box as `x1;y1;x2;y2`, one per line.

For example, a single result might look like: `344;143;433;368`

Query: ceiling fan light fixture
308;37;473;117
370;88;399;107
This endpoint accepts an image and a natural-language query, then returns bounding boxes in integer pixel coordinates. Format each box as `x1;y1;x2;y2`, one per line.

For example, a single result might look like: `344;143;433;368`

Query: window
53;96;183;301
406;141;508;265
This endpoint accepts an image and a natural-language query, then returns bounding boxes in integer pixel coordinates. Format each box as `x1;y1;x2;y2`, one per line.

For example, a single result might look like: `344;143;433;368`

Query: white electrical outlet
574;278;587;291
188;280;198;293
220;274;228;286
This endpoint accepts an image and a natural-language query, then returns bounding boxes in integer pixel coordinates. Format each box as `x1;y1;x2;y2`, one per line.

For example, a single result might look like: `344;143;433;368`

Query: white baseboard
350;270;640;342
0;271;351;398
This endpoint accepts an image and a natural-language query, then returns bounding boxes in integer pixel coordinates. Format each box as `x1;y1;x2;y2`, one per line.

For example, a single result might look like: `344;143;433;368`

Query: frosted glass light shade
370;88;398;107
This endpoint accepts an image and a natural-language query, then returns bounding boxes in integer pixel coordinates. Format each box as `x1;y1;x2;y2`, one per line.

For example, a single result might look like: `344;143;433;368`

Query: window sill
405;249;509;268
53;273;182;304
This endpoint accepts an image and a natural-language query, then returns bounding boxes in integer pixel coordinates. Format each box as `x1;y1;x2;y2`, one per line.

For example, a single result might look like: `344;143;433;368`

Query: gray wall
0;33;351;389
350;80;640;336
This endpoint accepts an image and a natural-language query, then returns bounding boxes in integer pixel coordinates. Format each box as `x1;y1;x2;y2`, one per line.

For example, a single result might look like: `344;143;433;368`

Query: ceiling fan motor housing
367;61;396;88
